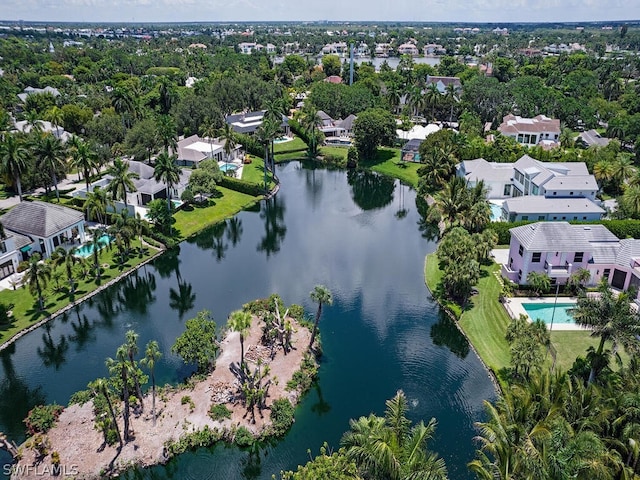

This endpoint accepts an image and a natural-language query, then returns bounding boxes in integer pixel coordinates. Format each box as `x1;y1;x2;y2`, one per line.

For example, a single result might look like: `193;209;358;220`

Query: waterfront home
316;111;357;138
501;221;640;295
457;155;599;201
401;138;422;162
425;75;462;94
0;201;86;261
500;197;605;222
497;114;561;147
397;42;419;56
225;110;290;136
173;134;243;167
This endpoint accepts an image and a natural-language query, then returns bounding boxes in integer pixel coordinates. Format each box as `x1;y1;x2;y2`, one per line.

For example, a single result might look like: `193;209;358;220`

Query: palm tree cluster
428;176;492;234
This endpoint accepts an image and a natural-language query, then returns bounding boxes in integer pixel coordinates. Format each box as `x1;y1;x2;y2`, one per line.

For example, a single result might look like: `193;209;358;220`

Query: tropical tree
0;133;28;201
141;340;161;426
89;377;122;448
25;253;52;311
106;158;138;209
171;310;219;373
444;83;459;124
570;282;640;383
153;151;181;213
309;285;333;349
341;390;448;480
69;138;98;192
51;246;79;295
125;330;144;412
155;114;178;155
106;345;133;442
32;132;67;201
299;106;323;158
526;271;551;296
218;122;237;166
84;186;110;224
228;309;253;368
424;83;441;121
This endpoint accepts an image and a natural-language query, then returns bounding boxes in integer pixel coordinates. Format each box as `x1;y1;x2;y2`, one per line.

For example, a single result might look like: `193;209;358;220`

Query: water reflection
116;270;157;315
347;169;395;211
257;196;286;257
430;312;470;359
227;217;243;247
169;282;196;321
416;195;440;242
36;325;69;370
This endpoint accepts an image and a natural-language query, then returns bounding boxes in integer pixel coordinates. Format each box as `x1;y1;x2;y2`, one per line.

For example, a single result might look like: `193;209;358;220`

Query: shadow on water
347;169;395;211
430;311;470;360
257;196;286;258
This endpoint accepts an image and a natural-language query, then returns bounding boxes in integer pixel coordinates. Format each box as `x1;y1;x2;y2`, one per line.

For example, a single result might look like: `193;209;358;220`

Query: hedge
235;133;264;158
487;219;640;245
218;176;265;196
288;118;310;145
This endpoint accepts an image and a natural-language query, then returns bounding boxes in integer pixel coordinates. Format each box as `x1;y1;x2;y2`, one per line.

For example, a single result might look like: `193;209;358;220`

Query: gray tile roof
6;230;32;250
615;239;640;268
543;175;599;191
503;197;605;215
510;222;599;252
458;158;514;183
1;201;84;238
579;129;610;147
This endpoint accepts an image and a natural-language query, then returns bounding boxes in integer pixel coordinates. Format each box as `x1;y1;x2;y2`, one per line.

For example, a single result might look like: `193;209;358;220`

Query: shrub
209;404;232;421
218;176;264;196
164;426;223;457
24;404;64;434
286;354;318;393
17;261;29;273
0;302;12;325
68;389;92;406
269;398;295;437
181;395;195;412
287;304;304;321
234;426;254;447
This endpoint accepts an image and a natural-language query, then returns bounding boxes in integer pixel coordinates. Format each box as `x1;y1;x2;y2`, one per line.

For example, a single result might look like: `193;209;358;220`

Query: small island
9;293;326;479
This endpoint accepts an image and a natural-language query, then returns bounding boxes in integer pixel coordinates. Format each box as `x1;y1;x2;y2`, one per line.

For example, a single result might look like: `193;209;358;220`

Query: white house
397;43;419;56
173;134;243;168
497;114;561;147
500;197;605;222
17;86;60;103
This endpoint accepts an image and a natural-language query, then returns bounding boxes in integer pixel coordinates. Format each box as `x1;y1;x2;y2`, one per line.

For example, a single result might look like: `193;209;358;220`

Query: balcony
545;260;572;278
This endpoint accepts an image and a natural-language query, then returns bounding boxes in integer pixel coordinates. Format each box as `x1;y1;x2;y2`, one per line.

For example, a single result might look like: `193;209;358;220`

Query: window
518;269;522;281
583;216;587;220
603;268;611;279
574;252;584;263
532;252;541;263
562;216;566;220
570;192;574;196
518;245;524;256
504;184;512;196
538;215;545;220
522;215;529;220
552;216;558;220
0;242;6;254
509;257;513;267
532;185;539;195
553;192;557;196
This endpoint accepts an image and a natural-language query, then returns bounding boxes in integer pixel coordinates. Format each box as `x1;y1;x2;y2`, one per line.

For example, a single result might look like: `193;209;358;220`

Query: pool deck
503;296;588;331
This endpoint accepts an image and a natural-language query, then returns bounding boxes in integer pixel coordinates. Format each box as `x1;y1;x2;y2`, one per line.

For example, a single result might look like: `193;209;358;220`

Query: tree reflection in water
347;169;395;211
257;196;286;258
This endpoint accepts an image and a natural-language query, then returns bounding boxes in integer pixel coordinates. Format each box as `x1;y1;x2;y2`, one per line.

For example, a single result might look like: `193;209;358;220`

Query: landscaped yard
273;136;307;154
0;239;157;345
241;156;275;188
359;147;420;187
173;186;259;239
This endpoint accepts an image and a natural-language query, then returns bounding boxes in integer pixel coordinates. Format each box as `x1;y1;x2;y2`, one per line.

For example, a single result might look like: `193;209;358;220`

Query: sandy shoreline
11;312;313;479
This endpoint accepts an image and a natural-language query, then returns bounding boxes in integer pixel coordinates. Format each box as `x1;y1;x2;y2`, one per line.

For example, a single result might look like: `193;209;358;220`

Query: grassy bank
359;148;420;187
173;186;260;239
241;156;275;189
0;240;157;346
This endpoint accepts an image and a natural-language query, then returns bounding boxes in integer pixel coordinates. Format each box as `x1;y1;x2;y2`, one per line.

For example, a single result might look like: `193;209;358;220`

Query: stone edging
0;247;166;353
423;256;503;394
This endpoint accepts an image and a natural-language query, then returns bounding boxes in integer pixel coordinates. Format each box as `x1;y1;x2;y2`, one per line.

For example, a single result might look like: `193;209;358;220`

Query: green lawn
173;187;259;239
241;156;275;188
359;148;421;187
273;136;307;154
274;151;307;163
0;240;157;346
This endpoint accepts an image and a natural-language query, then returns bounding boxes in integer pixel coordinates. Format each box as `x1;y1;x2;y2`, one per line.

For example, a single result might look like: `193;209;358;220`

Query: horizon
1;0;639;25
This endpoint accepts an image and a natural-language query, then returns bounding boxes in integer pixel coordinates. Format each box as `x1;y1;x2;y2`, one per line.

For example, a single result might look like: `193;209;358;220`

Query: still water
0;162;495;479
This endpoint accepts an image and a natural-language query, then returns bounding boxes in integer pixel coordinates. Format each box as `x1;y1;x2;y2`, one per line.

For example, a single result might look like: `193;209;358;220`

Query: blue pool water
74;234;112;258
490;203;503;222
273;136;292;144
522;302;577;325
219;163;238;173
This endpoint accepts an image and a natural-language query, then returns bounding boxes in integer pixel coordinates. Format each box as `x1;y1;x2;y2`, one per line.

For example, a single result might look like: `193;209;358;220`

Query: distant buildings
425;75;462;94
497;114;561;148
17;86;60;104
225;110;290;136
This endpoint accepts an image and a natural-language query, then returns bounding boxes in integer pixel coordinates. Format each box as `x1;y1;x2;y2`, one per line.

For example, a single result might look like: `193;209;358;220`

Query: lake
0;162;495;480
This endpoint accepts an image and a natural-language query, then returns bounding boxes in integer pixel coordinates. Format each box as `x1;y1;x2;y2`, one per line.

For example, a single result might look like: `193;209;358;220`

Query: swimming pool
273;136;292;144
490;203;503;222
219;163;238;173
74;234;112;258
522;302;577;326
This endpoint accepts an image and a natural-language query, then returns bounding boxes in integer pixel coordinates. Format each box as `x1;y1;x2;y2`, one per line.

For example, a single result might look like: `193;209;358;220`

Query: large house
317;110;357;138
500;197;605;222
502;222;640;295
173;134;243;168
0;201;86;263
497;114;561;147
225;110;290;136
17;86;60;103
425;75;462;94
397;43;419;56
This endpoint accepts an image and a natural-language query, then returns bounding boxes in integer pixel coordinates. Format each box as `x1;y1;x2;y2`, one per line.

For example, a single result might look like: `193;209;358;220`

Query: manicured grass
275;151;307;163
359;148;421;187
172;186;259;239
273;136;307;154
241;156;275;188
0;240;156;346
549;331;598;372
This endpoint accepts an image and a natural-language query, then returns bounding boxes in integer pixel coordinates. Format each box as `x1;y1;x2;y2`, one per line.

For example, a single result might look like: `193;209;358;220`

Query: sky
0;0;639;24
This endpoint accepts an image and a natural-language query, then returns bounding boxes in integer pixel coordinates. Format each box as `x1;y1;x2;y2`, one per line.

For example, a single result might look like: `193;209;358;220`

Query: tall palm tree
125;330;144;412
106;345;133;442
51;246;79;295
24;110;44;134
199;117;220;160
45;106;64;138
141;340;161;426
256;119;278;190
32;133;67;202
228;310;252;368
90;377;123;447
424;83;441;122
70;138;98;192
570;282;640;383
155;114;178;155
25;253;51;311
153;152;181;213
300;106;323;158
444;83;459;124
84;186;110;224
341;390;448;480
309;285;333;349
218;122;237;167
106;158;138;209
0;133;28;201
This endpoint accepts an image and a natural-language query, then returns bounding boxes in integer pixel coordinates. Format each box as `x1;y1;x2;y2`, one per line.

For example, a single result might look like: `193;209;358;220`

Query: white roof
186;141;222;154
397;124;440;140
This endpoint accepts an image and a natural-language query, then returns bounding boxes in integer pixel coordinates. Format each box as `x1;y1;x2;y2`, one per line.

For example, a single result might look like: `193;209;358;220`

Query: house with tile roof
17;86;60;103
225;110;290;136
502;222;640;294
0;201;86;261
497;114;560;147
425;75;462;94
173;134;242;168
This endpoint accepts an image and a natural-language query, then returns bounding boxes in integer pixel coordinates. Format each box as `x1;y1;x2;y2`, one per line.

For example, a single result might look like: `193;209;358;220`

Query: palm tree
0;133;28;201
155;114;178;155
622;185;640;218
341;390;448;480
106;158;138;209
45;106;64;138
90;229;105;280
25;253;51;311
51;246;79;295
200;117;220;160
32;133;67;202
141;340;161;426
124;329;144;412
424;83;441;122
611;153;636;192
106;345;133;442
90;377;123;447
444;83;459;125
309;285;333;349
228;310;252;368
299;106;323;158
70;138;98;192
256;119;278;190
570;282;640;383
84;186;110;224
218;122;237;168
526;271;551;296
24;110;44;134
153;151;181;213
